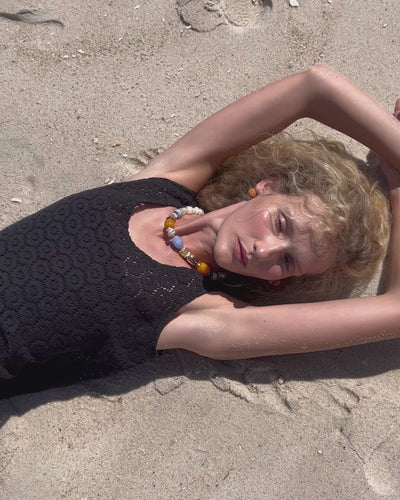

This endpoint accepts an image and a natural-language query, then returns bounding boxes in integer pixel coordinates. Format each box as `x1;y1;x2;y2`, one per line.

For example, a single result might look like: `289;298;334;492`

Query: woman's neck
173;202;244;269
172;212;216;268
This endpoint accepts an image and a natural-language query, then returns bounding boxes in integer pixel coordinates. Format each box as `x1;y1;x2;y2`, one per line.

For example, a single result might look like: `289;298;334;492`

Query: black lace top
0;178;209;388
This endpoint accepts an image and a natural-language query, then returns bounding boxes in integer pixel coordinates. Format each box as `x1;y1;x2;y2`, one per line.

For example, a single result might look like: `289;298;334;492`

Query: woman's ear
255;178;280;195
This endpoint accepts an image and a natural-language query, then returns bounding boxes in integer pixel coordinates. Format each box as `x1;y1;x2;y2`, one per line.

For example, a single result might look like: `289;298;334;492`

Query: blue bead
172;208;184;218
171;236;183;250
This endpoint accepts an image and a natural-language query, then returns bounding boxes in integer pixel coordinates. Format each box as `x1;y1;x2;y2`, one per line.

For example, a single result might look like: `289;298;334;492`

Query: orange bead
164;217;175;229
196;262;210;276
248;188;257;199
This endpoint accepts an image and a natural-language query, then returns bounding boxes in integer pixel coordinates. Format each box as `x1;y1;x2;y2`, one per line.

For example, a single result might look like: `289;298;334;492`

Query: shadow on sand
1;337;400;429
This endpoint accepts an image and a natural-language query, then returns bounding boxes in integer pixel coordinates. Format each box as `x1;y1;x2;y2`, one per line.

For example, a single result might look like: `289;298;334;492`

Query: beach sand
1;0;400;498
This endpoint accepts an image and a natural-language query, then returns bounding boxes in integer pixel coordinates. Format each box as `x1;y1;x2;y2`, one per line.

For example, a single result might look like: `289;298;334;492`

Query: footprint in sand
0;129;43;226
363;431;400;497
177;0;272;32
209;359;363;417
116;147;164;178
341;403;400;497
128;147;164;169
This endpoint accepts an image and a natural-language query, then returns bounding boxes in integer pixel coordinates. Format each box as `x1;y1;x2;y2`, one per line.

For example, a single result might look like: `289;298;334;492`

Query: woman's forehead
277;192;321;213
279;195;337;275
277;193;329;231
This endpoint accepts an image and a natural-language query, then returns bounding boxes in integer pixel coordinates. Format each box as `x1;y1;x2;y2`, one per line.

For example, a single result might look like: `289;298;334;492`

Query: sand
1;0;400;498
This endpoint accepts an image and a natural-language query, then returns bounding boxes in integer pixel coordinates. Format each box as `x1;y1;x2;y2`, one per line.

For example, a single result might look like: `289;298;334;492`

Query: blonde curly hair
197;134;390;303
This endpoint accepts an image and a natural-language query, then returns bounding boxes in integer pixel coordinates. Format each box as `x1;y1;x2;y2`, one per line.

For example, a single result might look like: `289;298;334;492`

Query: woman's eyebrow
284;207;303;276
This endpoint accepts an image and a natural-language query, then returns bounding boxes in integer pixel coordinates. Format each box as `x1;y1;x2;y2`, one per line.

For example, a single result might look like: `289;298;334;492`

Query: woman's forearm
175;64;400;167
140;68;315;189
306;64;400;169
160;69;313;168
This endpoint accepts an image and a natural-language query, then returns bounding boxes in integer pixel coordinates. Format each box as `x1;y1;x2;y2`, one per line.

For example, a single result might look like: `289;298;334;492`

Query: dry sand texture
1;0;400;498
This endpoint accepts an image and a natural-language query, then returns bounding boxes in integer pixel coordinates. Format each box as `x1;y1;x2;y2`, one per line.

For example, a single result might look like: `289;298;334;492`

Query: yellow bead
164;217;175;229
196;262;210;276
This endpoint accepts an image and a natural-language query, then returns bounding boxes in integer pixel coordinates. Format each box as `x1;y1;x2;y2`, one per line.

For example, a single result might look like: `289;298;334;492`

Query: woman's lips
235;239;248;267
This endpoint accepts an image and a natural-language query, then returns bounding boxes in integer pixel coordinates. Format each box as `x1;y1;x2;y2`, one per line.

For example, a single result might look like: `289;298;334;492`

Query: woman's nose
253;236;287;260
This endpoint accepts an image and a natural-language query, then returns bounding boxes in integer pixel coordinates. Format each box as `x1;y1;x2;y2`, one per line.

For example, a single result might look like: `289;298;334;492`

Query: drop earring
247;188;257;199
269;280;281;287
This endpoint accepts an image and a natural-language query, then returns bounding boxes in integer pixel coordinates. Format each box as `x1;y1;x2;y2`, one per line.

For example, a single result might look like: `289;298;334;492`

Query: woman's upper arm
159;292;400;360
129;68;315;191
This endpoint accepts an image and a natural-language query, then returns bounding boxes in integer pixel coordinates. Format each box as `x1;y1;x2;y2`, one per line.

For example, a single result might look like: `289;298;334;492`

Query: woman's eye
277;212;286;234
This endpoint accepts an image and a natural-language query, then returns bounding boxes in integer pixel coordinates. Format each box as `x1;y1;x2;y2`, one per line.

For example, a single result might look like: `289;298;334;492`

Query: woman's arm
199;295;400;359
307;66;400;170
157;280;400;358
133;64;400;192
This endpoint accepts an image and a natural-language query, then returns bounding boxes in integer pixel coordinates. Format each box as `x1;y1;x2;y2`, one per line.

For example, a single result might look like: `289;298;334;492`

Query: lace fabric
0;178;209;387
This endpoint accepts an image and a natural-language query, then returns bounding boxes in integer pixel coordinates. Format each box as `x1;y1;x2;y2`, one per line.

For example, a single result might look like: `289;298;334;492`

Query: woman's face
213;193;336;280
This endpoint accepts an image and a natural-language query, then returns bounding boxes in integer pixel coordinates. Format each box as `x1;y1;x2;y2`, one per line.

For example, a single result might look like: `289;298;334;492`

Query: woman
1;64;400;393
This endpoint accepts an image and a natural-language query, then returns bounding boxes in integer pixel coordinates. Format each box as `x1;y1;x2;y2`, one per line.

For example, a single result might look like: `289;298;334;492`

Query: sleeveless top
0;178;210;392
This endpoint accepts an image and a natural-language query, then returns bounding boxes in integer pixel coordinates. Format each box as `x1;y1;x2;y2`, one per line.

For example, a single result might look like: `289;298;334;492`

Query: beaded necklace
164;206;211;276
